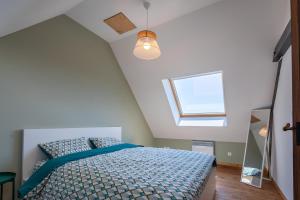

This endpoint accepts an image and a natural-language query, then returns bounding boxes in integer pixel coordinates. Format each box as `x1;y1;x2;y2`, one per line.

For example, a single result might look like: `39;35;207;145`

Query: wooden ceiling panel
104;12;136;34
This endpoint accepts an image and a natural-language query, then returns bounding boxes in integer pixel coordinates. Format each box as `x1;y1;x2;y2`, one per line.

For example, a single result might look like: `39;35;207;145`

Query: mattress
19;144;215;200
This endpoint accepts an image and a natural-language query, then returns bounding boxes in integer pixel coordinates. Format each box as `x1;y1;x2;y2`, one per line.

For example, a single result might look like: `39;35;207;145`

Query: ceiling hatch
104;12;136;34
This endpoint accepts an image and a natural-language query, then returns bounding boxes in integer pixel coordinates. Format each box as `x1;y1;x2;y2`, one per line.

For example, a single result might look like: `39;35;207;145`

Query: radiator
192;140;215;155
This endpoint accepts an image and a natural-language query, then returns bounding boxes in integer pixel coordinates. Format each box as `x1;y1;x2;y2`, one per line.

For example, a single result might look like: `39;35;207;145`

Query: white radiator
192;140;215;155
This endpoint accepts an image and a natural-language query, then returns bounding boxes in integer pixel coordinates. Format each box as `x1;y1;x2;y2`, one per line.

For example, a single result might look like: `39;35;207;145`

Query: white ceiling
0;0;224;42
0;0;84;38
66;0;223;42
111;0;290;143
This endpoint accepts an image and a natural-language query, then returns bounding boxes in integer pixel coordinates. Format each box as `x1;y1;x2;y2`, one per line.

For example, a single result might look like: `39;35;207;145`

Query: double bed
20;127;216;200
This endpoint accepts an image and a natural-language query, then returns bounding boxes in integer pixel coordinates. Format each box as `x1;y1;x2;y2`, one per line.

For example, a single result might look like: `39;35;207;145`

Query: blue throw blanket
18;143;141;198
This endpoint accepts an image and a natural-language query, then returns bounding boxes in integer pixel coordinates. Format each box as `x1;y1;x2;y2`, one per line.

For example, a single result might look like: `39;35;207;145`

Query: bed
20;127;216;200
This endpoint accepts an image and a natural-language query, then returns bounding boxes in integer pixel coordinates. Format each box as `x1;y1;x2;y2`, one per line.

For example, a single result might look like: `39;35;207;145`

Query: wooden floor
215;166;283;200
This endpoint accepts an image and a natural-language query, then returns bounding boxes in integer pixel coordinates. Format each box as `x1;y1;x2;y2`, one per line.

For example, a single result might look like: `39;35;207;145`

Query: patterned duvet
23;146;215;200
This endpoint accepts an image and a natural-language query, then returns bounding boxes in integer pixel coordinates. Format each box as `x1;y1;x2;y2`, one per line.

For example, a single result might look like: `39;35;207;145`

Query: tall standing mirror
241;109;270;188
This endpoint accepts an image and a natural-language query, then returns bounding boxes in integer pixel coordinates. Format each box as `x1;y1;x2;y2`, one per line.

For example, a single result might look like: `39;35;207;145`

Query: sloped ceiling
0;0;84;38
0;0;223;42
66;0;223;42
111;0;290;143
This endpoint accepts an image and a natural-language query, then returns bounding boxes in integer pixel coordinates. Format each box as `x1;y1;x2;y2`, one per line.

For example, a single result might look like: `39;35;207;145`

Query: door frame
291;0;300;199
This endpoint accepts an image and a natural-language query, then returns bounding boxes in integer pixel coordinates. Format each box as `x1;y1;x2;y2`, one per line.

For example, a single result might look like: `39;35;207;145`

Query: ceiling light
133;1;161;60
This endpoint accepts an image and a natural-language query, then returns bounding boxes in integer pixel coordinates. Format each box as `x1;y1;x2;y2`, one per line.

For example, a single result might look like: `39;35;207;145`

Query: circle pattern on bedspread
26;147;215;200
89;137;123;148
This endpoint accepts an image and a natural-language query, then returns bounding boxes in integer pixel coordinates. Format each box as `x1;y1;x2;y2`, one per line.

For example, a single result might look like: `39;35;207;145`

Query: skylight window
162;71;227;127
171;72;226;117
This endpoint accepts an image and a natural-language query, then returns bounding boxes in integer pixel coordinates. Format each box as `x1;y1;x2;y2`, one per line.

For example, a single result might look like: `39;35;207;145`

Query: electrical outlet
227;152;232;157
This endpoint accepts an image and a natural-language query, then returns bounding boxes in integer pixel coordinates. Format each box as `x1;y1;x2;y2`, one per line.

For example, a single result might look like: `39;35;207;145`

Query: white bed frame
22;127;122;181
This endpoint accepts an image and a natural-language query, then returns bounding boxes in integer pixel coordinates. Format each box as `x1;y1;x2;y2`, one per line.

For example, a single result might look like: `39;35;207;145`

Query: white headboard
22;127;122;181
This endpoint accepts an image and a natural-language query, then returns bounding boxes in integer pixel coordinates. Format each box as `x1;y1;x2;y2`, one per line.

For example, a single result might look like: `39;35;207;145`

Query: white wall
111;0;290;143
271;47;293;200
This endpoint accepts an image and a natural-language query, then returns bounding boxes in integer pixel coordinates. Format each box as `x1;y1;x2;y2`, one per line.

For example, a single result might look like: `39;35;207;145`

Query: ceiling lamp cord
144;1;150;37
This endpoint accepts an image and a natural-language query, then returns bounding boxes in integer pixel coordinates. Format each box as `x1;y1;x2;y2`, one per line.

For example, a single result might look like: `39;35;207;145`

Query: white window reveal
162;71;227;127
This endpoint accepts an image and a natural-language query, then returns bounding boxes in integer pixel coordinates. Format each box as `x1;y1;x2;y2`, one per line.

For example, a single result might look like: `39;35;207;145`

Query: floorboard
215;166;283;200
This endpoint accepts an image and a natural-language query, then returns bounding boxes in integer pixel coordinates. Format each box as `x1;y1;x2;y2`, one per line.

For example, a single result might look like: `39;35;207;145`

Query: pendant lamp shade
133;1;161;60
133;30;161;60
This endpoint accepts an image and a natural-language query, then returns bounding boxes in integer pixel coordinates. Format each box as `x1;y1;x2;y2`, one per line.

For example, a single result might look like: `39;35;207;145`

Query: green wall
154;138;245;164
0;15;153;190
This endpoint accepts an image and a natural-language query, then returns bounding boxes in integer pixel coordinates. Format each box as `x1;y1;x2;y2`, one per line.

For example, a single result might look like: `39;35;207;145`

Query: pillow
89;137;122;148
39;137;90;159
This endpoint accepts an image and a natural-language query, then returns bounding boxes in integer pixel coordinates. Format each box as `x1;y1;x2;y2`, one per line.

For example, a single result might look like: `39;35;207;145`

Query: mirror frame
240;108;270;188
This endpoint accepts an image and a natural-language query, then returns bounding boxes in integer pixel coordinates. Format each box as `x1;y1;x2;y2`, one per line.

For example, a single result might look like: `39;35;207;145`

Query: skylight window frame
168;72;227;118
